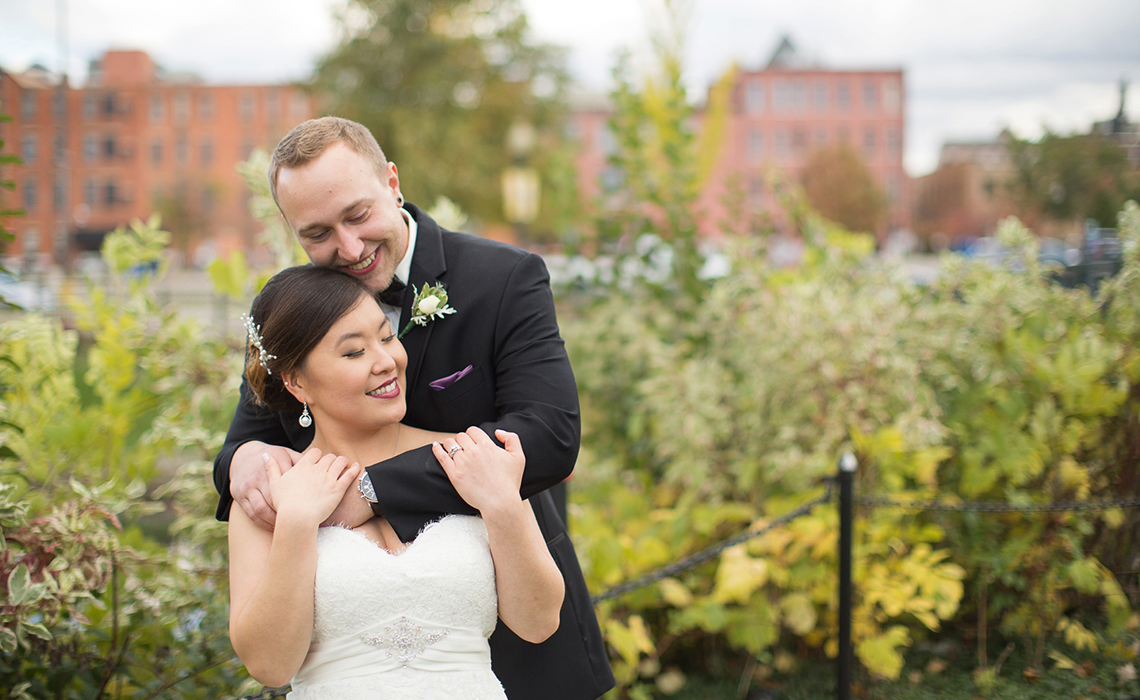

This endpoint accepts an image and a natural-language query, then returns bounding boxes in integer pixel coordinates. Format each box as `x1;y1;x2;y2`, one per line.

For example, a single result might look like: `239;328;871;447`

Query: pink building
570;37;908;243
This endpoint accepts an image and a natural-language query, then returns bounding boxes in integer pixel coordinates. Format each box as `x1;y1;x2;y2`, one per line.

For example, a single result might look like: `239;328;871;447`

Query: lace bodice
287;515;506;700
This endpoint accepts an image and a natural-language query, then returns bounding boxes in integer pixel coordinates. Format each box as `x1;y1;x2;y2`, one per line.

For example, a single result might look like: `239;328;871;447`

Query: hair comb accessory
241;313;278;374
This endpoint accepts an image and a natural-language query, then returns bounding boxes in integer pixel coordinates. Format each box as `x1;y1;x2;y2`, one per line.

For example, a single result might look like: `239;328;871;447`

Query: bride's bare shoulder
399;424;450;451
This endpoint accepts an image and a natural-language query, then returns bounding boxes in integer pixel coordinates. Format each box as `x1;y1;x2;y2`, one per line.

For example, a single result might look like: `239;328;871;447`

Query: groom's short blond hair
269;117;389;206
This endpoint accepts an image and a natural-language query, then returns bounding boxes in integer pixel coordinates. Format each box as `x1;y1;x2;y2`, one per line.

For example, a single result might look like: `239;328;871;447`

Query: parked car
962;221;1123;292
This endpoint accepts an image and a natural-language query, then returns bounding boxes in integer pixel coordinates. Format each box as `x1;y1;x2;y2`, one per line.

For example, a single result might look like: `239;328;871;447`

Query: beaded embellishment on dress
361;616;450;666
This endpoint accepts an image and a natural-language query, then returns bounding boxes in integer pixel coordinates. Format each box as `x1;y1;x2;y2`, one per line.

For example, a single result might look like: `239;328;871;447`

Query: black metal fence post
837;451;857;700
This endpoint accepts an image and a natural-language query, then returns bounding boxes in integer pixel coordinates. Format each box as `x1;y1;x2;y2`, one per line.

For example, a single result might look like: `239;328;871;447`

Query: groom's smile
343;248;380;275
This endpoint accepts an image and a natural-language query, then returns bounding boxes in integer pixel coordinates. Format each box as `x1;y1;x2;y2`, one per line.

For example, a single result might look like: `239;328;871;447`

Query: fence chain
220;486;1140;699
591;487;834;604
854;495;1140;513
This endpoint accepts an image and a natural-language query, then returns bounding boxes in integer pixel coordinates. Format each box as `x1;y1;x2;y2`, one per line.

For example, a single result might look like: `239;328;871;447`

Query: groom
212;117;614;700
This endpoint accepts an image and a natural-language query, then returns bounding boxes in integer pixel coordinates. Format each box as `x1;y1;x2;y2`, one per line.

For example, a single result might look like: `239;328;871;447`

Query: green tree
799;143;887;236
312;0;570;229
1008;131;1140;227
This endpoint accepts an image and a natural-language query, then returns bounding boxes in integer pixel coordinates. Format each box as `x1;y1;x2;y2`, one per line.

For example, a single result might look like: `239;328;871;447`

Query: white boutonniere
399;283;457;338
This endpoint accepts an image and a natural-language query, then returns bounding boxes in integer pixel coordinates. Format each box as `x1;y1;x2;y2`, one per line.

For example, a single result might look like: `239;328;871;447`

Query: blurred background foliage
312;0;573;238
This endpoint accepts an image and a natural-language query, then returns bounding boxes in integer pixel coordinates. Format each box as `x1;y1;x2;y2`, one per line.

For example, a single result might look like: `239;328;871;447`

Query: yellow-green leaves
855;625;911;680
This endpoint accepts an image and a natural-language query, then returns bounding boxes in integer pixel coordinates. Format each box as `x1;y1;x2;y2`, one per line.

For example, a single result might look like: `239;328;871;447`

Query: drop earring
299;402;312;428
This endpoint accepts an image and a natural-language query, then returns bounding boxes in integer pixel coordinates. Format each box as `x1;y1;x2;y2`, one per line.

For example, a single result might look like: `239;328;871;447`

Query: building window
53;91;65;118
598;124;617;156
748;128;764;161
886;173;902;204
105;180;118;207
151;139;163;164
54;134;65;163
84;179;96;207
103;92;116;117
791;78;807;112
174;93;189;124
84;133;97;162
886;127;901;155
266;89;280;121
23;179;38;211
864;127;877;156
813;81;828;112
883;80;901;115
836;81;851;111
150;96;165;122
21;135;36;164
862;80;878;112
175;135;188;164
775;129;790;156
600;165;623;191
202;186;215;212
20;92;36;119
83;94;96;119
53;177;65;212
745;81;764;114
200;138;213;165
198;93;214;120
749;172;764;202
793;128;807;154
103;135;116;160
240;92;255;122
772;79;791;113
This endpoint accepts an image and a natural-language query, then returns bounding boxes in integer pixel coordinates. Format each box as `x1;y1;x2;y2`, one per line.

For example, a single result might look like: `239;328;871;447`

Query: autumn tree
312;0;570;230
799;144;887;235
1007;131;1140;228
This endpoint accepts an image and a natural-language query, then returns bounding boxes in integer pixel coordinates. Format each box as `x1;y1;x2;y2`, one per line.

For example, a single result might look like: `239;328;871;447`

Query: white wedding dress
286;515;507;700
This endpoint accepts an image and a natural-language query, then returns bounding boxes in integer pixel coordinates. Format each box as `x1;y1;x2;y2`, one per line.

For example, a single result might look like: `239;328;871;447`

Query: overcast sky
2;0;1139;176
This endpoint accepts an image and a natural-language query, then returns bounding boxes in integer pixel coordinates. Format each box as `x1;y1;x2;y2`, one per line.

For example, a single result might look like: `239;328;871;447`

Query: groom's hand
230;441;300;531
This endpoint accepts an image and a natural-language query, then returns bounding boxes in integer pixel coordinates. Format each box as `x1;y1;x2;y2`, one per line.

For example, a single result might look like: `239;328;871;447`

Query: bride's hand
265;448;361;526
433;428;525;517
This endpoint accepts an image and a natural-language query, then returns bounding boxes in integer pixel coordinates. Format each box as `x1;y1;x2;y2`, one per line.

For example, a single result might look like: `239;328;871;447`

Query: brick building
0;50;315;269
569;36;908;243
911;132;1018;249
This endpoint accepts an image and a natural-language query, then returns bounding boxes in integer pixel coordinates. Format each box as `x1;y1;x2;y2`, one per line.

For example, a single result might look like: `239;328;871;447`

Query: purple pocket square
430;365;474;391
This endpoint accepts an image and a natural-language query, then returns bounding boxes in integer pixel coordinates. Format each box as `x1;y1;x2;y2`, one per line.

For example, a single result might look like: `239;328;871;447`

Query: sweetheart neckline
321;514;468;558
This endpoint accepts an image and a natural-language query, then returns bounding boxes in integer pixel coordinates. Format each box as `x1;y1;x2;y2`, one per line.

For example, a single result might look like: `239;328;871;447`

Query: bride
226;265;565;699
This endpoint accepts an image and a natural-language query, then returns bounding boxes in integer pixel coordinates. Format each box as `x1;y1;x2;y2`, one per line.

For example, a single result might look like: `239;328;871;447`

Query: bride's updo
243;265;374;409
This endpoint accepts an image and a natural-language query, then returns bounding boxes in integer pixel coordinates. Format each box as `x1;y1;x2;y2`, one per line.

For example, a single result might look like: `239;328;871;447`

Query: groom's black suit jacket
213;204;614;700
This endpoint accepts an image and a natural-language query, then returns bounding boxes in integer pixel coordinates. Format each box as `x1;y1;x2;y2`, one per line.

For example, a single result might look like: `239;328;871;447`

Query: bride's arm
228;449;361;687
433;428;564;643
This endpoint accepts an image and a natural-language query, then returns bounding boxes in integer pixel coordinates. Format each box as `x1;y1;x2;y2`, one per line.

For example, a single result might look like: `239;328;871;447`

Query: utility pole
54;0;70;270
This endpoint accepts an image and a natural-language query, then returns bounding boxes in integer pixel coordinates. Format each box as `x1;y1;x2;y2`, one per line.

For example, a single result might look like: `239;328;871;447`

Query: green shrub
563;192;1140;694
0;217;252;699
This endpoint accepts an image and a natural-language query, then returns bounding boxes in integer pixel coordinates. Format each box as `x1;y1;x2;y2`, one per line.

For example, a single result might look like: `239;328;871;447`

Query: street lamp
501;122;539;235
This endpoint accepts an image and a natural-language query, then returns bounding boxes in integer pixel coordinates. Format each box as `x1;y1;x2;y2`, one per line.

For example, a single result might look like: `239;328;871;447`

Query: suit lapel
400;204;447;393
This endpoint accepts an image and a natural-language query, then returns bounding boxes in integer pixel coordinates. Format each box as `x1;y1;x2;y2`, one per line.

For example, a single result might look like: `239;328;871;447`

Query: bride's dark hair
243;265;374;410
